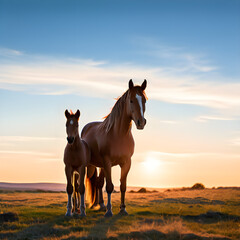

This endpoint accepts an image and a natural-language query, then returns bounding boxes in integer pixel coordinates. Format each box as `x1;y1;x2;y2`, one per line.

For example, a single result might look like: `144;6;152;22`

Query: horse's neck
113;107;132;136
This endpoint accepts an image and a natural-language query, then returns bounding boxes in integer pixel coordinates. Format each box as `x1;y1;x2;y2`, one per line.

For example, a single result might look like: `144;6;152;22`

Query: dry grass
0;188;239;239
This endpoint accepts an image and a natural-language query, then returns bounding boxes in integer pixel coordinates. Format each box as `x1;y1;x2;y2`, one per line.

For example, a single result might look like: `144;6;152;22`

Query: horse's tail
85;166;98;208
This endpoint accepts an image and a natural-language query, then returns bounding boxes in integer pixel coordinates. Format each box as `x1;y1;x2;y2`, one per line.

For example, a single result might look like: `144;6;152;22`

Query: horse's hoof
80;211;86;217
99;204;107;212
65;211;72;217
104;210;113;217
72;211;78;216
119;208;128;216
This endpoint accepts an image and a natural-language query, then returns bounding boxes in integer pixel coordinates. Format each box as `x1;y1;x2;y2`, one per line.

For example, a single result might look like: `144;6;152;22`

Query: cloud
195;115;236;122
0;150;54;156
0;48;23;57
136;150;240;164
0;49;240;114
230;138;240;146
0;136;64;142
132;37;217;73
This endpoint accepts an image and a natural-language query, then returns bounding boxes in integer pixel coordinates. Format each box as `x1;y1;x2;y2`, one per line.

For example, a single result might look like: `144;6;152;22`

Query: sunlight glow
141;156;161;174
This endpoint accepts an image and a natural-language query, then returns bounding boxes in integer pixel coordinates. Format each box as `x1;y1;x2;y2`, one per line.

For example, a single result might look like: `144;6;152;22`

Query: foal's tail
85;166;98;208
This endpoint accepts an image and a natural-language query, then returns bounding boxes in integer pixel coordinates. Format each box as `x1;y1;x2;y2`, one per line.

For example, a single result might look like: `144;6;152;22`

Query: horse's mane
100;88;147;133
100;90;129;133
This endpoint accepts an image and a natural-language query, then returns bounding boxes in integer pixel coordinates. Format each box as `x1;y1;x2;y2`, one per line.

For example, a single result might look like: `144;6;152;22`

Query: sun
141;156;161;173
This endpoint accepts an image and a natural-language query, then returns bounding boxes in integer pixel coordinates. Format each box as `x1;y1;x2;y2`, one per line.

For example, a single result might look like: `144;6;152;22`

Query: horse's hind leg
97;168;106;211
65;165;73;216
119;159;131;215
78;165;86;217
103;160;114;217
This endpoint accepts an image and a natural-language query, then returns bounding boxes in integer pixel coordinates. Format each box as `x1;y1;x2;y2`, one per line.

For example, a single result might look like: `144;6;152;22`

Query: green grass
0;189;239;239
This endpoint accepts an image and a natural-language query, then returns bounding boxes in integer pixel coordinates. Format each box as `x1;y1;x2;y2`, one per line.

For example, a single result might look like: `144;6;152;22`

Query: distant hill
0;182;165;192
0;182;66;192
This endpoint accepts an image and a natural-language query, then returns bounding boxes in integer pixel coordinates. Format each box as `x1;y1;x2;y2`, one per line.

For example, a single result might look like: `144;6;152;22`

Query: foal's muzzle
67;136;74;144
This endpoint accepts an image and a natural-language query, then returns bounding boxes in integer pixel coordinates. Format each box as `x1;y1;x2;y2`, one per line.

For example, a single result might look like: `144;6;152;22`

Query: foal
63;109;90;216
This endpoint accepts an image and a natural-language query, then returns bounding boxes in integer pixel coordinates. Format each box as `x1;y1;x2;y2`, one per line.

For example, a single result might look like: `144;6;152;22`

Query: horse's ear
75;110;80;120
141;79;147;91
65;110;70;119
129;79;134;89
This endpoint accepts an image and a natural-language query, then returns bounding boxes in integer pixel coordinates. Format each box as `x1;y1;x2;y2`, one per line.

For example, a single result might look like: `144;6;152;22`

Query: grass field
0;188;240;239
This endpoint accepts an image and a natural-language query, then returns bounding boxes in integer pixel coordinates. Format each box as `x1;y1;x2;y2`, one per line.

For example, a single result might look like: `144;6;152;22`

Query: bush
137;188;147;193
191;183;205;190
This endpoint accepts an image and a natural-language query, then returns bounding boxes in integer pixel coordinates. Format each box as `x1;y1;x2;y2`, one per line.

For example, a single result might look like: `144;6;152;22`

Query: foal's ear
129;79;134;89
141;79;147;91
65;109;70;119
75;110;80;120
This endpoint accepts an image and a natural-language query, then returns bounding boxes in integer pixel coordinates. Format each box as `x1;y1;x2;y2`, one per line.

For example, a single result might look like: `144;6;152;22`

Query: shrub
137;188;147;193
191;183;205;190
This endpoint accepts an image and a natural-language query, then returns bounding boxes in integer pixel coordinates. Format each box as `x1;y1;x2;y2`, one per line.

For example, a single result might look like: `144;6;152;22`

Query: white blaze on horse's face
131;92;146;130
70;120;74;125
136;93;144;118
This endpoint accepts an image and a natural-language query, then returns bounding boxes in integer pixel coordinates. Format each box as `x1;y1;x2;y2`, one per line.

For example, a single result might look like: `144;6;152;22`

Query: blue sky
0;0;240;187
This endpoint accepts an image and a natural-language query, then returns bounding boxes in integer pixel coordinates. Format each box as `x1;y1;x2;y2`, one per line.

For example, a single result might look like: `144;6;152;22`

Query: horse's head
127;79;147;130
65;109;80;144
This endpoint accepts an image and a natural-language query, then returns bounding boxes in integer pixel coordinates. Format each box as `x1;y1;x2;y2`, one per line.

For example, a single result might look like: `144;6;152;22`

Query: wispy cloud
195;115;236;122
136;150;240;163
132;37;217;73
0;150;54;156
0;136;64;142
0;48;23;57
0;48;240;114
230;138;240;146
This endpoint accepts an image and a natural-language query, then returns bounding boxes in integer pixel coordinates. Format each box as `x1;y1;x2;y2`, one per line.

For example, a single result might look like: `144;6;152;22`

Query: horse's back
81;121;101;138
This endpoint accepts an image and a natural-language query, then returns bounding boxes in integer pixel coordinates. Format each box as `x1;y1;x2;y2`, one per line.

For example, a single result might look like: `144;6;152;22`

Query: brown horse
81;79;147;217
63;109;90;216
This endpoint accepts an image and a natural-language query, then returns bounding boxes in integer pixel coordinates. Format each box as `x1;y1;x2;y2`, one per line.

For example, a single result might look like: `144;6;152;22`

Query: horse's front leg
65;165;73;216
78;165;86;217
119;159;131;215
103;161;114;217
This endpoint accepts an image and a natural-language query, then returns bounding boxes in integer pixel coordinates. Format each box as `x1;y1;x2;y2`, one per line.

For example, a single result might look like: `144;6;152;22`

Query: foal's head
127;79;147;130
65;109;80;144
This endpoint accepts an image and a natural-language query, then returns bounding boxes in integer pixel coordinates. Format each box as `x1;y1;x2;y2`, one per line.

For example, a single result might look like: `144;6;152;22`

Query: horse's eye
130;100;133;103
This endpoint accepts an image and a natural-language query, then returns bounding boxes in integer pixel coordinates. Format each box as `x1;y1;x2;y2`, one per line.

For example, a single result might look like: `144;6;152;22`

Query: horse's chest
107;137;134;164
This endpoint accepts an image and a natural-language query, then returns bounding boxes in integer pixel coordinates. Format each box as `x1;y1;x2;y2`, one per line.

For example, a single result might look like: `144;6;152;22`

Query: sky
0;0;239;188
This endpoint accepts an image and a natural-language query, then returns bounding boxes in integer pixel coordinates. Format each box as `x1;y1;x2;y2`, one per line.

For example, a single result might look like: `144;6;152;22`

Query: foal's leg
119;159;131;215
65;165;73;216
103;161;114;217
78;165;86;217
73;172;80;214
72;172;76;213
97;168;106;211
76;175;81;212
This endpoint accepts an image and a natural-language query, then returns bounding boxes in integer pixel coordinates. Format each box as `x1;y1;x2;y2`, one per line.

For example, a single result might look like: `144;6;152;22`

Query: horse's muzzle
67;136;74;144
136;118;147;130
